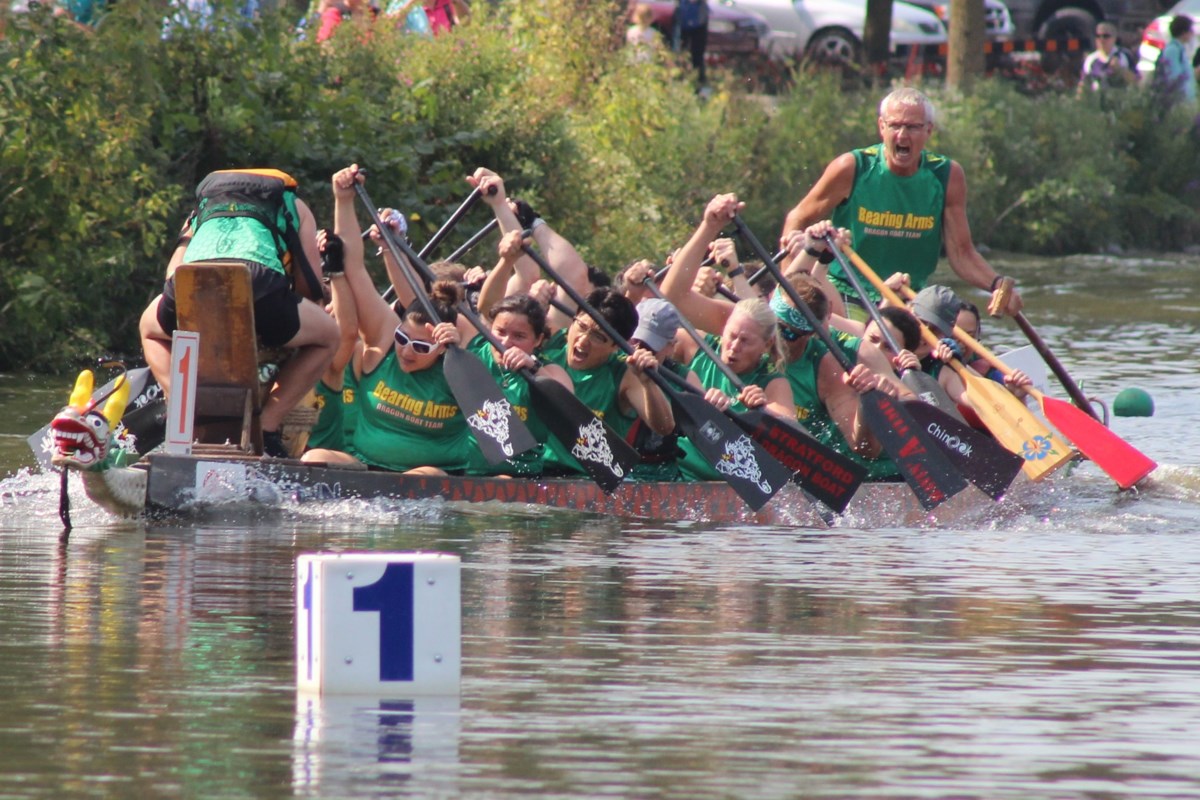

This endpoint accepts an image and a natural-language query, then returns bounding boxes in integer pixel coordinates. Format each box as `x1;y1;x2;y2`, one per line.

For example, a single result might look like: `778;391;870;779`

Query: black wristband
990;275;1009;291
803;245;836;264
727;265;745;278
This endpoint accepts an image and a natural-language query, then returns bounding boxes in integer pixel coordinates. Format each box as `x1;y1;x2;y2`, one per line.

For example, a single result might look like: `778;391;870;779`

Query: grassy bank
2;0;1198;369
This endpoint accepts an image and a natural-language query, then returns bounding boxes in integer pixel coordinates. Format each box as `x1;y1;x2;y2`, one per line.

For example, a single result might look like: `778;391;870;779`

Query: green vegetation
2;0;1198;370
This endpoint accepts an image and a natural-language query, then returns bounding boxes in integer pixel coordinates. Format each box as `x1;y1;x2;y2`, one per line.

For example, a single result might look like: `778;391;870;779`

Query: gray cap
910;285;962;337
633;298;681;352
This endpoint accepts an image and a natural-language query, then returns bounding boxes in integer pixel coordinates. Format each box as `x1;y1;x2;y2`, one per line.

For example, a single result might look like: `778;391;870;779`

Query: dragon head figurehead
49;370;131;472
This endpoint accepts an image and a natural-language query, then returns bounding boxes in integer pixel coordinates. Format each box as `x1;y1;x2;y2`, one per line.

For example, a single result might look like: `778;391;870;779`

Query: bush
1;0;1197;371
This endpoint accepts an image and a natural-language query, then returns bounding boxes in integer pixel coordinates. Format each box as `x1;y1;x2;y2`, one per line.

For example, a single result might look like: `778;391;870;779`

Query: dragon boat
33;261;1016;528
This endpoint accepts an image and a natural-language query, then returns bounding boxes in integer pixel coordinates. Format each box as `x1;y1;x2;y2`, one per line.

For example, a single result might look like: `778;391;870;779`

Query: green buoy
1113;387;1154;417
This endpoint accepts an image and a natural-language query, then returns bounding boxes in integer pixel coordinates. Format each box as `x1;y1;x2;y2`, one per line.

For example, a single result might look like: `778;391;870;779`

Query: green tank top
348;349;478;472
784;335;899;481
830;146;950;303
678;334;782;482
307;378;344;451
341;362;359;444
540;329;633;476
464;334;546;477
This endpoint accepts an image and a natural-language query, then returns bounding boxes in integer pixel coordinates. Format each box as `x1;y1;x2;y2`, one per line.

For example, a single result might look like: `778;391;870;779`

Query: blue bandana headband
770;288;815;333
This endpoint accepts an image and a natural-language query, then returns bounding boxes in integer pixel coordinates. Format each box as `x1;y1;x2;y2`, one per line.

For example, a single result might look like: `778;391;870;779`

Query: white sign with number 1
166;330;199;455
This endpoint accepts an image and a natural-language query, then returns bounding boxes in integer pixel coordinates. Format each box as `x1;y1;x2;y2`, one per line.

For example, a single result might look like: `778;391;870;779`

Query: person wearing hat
780;87;1023;323
909;285;1033;423
626;298;695;482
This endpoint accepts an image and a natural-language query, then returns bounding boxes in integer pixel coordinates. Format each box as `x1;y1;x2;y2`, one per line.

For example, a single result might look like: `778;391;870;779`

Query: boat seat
173;261;263;455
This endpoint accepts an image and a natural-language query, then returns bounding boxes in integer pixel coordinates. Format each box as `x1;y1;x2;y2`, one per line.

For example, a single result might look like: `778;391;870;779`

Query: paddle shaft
379;187;491;303
735;215;969;509
846;246;1077;482
1012;311;1098;419
523;242;793;510
823;236;968;424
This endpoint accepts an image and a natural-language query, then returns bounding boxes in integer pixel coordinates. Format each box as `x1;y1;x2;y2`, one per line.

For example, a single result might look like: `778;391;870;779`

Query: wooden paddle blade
900;369;968;424
858;389;969;510
902;400;1024;501
1039;394;1156;489
958;367;1075;482
728;408;866;513
443;346;539;465
671;392;791;512
525;373;639;493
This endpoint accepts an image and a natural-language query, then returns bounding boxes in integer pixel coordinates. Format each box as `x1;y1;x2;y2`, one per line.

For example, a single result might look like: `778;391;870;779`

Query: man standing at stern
780;87;1022;321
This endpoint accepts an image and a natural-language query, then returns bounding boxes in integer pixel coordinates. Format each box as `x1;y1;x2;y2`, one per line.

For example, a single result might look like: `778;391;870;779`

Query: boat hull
144;454;1011;527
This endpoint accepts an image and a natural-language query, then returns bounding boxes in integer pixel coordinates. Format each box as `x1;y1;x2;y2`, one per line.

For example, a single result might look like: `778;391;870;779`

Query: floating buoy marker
1113;387;1154;418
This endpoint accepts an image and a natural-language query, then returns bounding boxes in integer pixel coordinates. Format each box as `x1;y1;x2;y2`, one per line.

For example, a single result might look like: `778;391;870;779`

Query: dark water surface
2;253;1199;798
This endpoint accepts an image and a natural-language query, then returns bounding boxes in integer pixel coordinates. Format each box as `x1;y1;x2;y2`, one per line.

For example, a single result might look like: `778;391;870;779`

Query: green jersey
540;329;634;476
784;335;899;481
349;350;478;472
307;378;344;451
678;334;781;482
830;145;951;303
464;334;546;477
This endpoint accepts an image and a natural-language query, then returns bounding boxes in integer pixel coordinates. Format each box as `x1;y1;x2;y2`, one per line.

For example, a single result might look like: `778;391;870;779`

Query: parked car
903;0;1015;40
1135;0;1200;81
637;0;772;56
727;0;947;64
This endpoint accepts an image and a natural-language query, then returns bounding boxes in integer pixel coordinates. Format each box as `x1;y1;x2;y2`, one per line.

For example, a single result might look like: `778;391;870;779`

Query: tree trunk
863;0;894;72
946;0;986;89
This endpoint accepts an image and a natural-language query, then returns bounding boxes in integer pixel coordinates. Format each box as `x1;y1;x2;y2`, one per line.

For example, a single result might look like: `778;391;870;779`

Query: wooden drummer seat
173;261;263;455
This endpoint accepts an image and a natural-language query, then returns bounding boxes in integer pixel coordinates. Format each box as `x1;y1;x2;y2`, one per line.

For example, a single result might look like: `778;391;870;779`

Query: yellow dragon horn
102;375;131;426
68;370;95;410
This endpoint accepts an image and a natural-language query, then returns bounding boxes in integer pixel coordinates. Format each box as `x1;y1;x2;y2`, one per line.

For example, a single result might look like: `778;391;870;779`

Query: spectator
1079;21;1138;92
673;0;708;85
626;3;659;62
1153;15;1198;107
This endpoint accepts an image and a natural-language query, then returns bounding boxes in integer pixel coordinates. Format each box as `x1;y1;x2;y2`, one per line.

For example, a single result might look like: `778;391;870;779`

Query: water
2;253;1200;798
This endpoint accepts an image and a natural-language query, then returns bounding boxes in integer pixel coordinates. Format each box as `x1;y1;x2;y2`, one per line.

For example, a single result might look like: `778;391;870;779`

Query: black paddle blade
901;399;1024;501
672;392;791;512
525;373;639;493
858;389;969;510
728;408;866;514
900;369;968;424
443;346;539;465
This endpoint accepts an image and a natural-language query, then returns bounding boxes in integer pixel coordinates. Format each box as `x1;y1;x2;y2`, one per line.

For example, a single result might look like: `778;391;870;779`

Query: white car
1135;0;1200;82
728;0;948;63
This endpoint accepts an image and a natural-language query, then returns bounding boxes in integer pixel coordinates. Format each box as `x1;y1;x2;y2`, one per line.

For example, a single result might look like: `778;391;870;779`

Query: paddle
380;188;489;303
445;218;499;264
522;243;792;512
941;300;1156;490
1001;298;1100;420
825;238;1023;500
355;181;538;466
734;216;969;511
843;246;1076;482
639;277;866;513
382;225;640;493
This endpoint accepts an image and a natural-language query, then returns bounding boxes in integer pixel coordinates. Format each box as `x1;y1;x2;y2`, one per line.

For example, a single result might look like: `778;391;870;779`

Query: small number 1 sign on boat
166;330;199;455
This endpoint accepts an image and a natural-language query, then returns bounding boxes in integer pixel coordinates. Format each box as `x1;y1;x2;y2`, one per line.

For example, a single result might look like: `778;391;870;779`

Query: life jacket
187;168;324;303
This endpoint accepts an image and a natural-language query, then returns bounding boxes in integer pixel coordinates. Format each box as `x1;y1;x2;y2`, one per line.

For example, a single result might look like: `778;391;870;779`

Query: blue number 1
352;562;415;682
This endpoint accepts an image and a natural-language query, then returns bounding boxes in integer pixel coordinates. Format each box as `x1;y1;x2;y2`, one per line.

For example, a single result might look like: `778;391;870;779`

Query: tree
946;0;986;89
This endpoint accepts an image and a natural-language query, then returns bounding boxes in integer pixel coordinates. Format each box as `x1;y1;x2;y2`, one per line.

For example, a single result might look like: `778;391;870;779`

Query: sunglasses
779;324;810;342
394;327;438;354
1095;32;1114;38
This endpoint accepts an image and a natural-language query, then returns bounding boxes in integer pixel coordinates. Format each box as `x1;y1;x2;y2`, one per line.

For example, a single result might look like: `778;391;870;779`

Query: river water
1;253;1199;798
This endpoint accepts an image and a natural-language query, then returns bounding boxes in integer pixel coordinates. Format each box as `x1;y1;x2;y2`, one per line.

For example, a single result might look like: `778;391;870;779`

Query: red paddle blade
1040;395;1156;489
